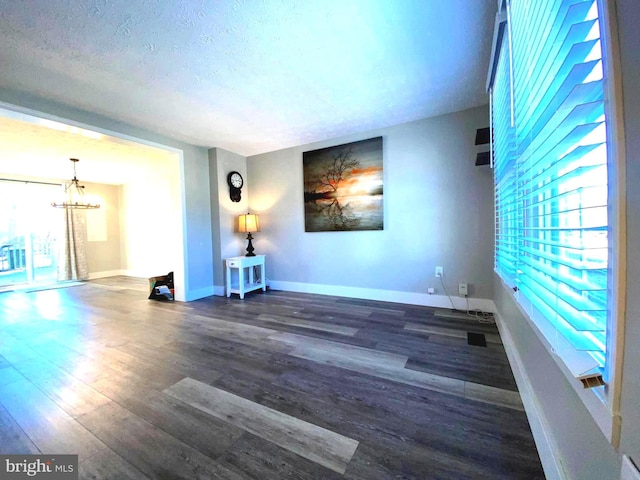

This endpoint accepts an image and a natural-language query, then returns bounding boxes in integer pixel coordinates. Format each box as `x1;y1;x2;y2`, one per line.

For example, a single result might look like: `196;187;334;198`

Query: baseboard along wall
494;310;566;480
254;280;497;313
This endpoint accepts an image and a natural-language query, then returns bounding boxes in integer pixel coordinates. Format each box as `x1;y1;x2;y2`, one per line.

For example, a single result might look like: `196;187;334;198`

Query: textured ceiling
0;0;493;156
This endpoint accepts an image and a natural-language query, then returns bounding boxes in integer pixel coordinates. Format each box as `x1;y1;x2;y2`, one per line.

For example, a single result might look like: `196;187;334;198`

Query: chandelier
51;158;101;209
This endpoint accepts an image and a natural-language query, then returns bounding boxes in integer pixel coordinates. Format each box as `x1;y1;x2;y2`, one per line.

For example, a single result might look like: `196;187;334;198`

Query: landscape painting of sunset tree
303;137;383;232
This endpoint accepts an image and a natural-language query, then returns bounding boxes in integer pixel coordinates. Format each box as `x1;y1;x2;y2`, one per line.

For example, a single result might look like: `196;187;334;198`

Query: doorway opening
0;103;187;300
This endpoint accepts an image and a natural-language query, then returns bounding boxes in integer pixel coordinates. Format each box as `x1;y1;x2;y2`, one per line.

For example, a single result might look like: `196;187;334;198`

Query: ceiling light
51;158;101;209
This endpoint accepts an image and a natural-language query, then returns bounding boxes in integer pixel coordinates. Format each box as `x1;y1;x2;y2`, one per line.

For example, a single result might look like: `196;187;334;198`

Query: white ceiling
0;112;175;185
0;0;493;161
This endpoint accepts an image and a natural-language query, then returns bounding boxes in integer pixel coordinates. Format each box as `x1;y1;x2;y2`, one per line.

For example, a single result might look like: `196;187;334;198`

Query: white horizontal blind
493;0;609;368
493;27;518;285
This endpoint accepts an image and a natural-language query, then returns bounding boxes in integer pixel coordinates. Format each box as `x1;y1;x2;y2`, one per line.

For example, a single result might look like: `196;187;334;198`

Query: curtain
58;207;89;281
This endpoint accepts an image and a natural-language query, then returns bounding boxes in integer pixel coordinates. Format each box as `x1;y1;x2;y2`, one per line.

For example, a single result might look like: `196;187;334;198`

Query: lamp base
245;233;256;256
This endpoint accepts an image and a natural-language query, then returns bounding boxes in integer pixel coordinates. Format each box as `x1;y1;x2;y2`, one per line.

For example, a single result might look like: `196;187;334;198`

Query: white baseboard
120;269;153;278
494;310;566;480
87;270;127;280
268;280;496;312
213;285;225;297
183;285;215;302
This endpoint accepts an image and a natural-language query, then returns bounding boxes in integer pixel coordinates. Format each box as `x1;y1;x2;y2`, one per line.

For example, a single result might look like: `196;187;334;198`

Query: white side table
225;255;266;299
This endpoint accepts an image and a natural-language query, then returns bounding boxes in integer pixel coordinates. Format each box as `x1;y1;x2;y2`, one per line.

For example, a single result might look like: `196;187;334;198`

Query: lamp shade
238;213;260;233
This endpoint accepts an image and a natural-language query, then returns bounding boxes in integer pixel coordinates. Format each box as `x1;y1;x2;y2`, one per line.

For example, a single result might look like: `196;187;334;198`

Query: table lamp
238;213;260;256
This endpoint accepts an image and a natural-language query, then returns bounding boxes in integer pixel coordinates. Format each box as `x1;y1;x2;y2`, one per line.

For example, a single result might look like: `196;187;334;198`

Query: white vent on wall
622;456;640;480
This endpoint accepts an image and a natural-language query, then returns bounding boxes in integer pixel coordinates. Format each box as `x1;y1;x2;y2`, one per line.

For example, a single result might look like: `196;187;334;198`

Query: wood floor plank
164;377;360;474
226;302;311;318
344;439;508;480
0;354;10;369
182;314;295;353
257;313;359;336
162;338;286;383
404;311;499;333
404;322;503;344
0;378;106;459
77;401;244;480
263;324;378;349
0;403;40;454
193;314;279;340
302;302;374;317
13;359;111;418
79;448;151;480
64;343;187;392
269;331;409;368
464;381;524;410
0;365;25;387
217;433;343;480
113;340;225;386
0;333;42;364
333;297;407;316
23;339;115;385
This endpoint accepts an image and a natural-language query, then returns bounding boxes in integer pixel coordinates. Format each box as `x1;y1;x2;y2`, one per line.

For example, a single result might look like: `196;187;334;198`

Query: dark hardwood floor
0;277;544;479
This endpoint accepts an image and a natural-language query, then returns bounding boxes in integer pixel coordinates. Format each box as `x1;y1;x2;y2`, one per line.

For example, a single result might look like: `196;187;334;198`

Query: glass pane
24;183;63;285
0;182;28;288
0;181;63;290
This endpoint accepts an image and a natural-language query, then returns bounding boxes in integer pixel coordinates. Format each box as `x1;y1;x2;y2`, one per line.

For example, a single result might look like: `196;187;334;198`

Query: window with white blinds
491;0;610;374
493;20;518;285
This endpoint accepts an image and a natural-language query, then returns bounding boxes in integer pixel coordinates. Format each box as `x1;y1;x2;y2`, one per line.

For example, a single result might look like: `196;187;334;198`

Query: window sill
498;276;621;447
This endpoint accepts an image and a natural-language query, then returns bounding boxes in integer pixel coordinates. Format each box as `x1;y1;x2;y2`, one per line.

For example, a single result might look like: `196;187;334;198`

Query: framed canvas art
303;137;383;232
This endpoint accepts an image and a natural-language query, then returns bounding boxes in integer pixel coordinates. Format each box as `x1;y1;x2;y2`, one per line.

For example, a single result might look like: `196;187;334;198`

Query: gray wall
493;0;640;478
247;106;494;301
209;147;248;292
0;89;214;301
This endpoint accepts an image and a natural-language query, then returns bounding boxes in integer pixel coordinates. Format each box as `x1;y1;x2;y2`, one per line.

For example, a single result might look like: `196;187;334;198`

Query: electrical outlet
435;266;443;277
459;283;468;296
427;287;435;294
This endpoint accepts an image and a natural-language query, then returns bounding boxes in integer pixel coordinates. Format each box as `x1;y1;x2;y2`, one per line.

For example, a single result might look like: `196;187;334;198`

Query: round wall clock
227;171;243;202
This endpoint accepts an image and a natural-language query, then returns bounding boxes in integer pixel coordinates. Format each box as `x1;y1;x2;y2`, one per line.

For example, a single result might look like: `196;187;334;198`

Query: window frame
488;0;626;446
599;0;626;448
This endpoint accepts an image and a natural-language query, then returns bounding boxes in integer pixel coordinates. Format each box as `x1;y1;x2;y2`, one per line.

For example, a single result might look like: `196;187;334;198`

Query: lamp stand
245;233;256;256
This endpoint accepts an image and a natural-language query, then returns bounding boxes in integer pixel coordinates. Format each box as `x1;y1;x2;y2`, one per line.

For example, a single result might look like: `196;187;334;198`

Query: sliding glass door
0;180;62;289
